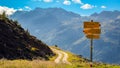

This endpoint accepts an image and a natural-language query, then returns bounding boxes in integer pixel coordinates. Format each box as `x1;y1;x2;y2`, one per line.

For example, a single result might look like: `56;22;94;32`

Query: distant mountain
91;10;120;19
0;14;54;60
10;8;120;64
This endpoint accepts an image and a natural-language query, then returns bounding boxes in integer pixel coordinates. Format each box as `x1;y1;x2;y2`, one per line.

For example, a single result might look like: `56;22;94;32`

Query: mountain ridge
10;8;120;64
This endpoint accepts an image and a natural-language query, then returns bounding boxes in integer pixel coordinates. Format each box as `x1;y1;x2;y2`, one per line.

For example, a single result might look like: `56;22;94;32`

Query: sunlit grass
0;59;72;68
0;57;120;68
0;46;120;68
66;51;120;68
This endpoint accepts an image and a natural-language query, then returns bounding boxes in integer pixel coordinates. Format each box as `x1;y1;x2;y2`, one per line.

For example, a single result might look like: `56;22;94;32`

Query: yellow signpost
83;29;101;35
84;22;100;28
83;20;101;68
86;34;100;39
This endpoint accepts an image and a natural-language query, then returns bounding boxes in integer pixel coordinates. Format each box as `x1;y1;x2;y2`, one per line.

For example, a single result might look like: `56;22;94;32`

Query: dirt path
51;48;71;65
61;51;71;65
54;49;62;63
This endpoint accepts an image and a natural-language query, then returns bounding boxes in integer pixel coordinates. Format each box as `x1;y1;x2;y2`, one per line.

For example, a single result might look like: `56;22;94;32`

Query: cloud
0;6;16;15
25;6;32;11
43;0;53;2
101;6;106;8
80;4;95;9
17;6;32;11
63;0;71;5
72;0;83;4
18;8;23;11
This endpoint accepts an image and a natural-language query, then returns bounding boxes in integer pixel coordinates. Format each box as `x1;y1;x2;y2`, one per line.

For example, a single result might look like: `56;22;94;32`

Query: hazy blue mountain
11;8;120;64
91;10;120;19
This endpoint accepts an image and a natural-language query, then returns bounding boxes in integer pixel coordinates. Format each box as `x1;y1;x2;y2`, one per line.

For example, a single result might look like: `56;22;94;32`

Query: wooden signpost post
83;20;101;67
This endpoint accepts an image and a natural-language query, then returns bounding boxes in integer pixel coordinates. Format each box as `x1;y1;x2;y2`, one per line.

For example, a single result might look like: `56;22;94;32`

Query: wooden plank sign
83;29;101;34
84;22;100;28
86;34;100;39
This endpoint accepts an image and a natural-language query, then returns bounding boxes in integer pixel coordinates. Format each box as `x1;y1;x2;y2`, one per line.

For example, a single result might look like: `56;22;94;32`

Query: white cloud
18;8;23;11
72;0;83;4
17;6;32;11
63;0;71;5
101;6;106;8
0;6;16;15
25;6;32;10
80;4;95;9
43;0;53;2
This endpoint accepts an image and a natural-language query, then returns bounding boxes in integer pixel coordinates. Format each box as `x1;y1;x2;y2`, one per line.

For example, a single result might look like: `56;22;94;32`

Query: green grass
0;47;120;68
50;46;120;68
66;51;120;68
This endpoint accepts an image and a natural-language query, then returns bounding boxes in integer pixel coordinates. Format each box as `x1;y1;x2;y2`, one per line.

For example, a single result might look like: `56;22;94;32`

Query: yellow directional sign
84;22;100;28
83;29;101;34
86;34;100;39
83;20;101;64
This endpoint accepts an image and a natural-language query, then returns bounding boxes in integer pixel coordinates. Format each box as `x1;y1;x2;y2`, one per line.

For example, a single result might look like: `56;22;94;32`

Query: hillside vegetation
0;12;54;60
50;46;120;68
0;46;120;68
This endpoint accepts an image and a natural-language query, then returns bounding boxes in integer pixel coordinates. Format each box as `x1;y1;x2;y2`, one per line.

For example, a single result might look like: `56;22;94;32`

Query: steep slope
0;14;54;60
10;8;120;64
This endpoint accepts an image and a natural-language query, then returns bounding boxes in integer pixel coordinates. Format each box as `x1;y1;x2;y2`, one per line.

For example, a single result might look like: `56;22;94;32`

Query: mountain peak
90;12;98;16
34;7;65;11
90;10;120;19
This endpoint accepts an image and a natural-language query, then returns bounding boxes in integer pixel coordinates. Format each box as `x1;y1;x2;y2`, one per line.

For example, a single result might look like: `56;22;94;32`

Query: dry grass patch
0;59;72;68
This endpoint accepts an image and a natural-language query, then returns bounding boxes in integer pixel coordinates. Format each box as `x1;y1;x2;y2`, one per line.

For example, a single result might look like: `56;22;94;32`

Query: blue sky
0;0;119;16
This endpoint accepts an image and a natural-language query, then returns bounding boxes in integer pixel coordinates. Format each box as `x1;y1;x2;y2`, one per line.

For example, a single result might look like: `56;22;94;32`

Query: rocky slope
0;14;54;60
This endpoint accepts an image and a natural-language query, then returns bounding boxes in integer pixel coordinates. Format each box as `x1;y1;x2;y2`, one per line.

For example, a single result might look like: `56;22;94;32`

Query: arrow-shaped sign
83;29;101;34
84;22;100;28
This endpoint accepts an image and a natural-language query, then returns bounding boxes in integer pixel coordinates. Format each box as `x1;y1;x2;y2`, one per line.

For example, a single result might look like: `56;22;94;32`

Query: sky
0;0;120;16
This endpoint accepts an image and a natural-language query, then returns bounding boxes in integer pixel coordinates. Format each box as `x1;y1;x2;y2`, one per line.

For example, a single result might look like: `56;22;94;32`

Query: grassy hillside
1;46;119;68
50;46;120;68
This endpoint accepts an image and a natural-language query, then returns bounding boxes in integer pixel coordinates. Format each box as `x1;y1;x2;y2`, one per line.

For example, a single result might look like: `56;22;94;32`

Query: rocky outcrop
0;17;54;60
